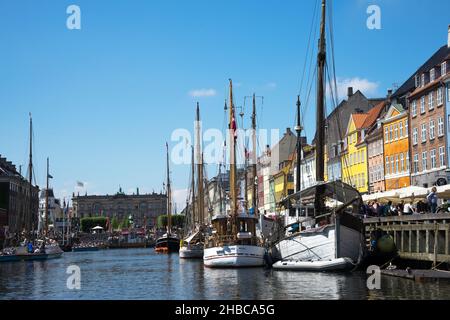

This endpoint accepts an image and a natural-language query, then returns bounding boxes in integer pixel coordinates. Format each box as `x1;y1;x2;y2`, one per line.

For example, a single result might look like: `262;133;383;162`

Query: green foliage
119;216;131;229
80;217;107;233
157;214;185;229
111;217;119;230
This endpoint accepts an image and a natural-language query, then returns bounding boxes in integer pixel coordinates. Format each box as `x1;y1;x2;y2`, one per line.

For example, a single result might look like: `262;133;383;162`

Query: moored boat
203;80;265;268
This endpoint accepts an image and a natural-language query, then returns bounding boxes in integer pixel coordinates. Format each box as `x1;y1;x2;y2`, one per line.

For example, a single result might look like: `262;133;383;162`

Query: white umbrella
92;226;104;230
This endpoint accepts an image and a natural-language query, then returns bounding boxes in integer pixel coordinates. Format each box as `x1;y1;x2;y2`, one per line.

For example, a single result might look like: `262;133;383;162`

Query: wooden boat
203;80;265;268
270;1;365;272
72;246;99;252
155;143;180;253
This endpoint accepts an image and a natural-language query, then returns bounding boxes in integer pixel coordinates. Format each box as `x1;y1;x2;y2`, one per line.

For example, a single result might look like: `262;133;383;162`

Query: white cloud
189;88;217;98
266;82;277;89
334;77;379;99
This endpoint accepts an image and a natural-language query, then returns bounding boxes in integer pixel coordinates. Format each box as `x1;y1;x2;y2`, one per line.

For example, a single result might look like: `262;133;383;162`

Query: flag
230;106;237;140
48;174;53;179
76;181;84;187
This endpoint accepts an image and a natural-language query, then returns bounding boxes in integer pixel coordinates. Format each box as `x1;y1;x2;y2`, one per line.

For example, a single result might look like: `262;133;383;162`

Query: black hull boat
155;234;180;253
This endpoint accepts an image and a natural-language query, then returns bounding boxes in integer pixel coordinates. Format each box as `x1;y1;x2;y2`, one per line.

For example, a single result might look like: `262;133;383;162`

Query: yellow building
342;103;386;194
381;104;410;190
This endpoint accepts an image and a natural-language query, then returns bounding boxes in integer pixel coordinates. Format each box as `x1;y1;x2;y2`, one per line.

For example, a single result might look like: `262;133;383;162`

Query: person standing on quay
427;187;439;213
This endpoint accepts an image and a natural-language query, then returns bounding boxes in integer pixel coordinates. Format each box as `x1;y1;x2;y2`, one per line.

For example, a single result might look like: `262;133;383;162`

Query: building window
415;75;419;87
430;149;436;169
405;119;408;136
421;74;425;87
438;117;444;137
411;100;417;117
443;62;447;76
399;122;403;138
421;96;425;114
429;92;434;110
386;157;390;175
361;150;365;163
394;124;398;140
384;127;389;142
389;125;393;141
413;154;419;173
412;128;418;145
422;152;427;171
437;87;443;106
439;147;445;167
395;155;399;174
421;124;427;142
430;120;435;140
391;156;394;174
406;153;410;172
430;68;435;82
400;153;404;172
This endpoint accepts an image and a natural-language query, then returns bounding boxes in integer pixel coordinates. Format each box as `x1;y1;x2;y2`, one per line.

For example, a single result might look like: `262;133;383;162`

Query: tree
157;214;185;229
111;217;119;230
80;217;107;233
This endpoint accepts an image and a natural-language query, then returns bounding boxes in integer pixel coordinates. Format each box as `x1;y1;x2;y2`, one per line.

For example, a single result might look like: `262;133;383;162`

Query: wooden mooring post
364;213;450;265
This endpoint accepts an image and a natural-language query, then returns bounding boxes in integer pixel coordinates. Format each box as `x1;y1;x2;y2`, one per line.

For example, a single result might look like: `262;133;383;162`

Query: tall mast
190;145;196;229
295;96;302;219
251;94;258;213
166;143;172;235
315;0;326;210
229;79;237;220
195;103;205;226
45;157;49;237
28;113;34;238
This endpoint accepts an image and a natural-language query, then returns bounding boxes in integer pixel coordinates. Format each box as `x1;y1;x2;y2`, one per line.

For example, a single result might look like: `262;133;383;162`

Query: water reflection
1;249;450;300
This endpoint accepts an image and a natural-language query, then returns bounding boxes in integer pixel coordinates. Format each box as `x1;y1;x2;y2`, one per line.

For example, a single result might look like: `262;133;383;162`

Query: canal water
1;248;450;300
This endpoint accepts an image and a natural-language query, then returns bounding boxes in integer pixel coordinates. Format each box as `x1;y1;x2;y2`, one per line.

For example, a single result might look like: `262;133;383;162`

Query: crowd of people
362;187;443;217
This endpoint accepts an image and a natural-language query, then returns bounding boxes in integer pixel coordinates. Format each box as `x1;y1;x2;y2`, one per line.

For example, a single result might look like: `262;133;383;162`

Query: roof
393;45;450;100
351;113;368;130
361;101;387;129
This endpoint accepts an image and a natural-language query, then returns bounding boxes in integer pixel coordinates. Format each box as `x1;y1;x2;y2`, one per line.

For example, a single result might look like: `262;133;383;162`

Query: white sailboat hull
273;257;354;271
179;245;204;259
204;245;266;268
272;222;362;271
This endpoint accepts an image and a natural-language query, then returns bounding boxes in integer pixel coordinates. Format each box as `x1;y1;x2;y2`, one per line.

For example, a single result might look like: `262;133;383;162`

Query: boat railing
206;234;262;247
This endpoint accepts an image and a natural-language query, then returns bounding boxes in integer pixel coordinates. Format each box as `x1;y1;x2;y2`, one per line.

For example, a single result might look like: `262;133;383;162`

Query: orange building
381;104;411;190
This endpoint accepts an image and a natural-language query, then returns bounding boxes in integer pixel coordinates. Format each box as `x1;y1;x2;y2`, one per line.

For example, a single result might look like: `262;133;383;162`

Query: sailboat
155;143;180;253
271;0;365;271
9;116;63;261
203;79;266;268
179;105;206;259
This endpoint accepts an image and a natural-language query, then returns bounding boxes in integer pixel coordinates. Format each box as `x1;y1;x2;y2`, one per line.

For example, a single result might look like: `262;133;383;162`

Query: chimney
448;25;450;48
286;128;292;135
347;87;353;98
136;187;140;195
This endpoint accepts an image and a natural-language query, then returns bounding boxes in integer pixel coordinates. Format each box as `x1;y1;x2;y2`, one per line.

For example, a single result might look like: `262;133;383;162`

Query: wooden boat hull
72;247;99;252
155;235;180;253
0;255;20;263
203;245;265;268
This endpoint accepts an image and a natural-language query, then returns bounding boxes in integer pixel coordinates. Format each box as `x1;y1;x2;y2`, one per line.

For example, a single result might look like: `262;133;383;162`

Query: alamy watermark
66;5;81;30
170;122;281;167
366;265;381;290
367;5;381;30
66;265;81;290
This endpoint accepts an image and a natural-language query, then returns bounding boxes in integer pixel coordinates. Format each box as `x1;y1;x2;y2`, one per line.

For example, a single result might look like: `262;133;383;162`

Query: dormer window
415;74;419;88
421;74;425;87
443;62;448;76
430;68;435;82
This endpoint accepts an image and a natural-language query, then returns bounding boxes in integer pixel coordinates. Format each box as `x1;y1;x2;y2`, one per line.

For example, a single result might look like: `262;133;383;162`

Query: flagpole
62;199;65;246
45;157;49;238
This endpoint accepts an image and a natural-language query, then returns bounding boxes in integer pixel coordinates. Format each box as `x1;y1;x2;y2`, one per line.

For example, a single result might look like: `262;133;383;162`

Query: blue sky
1;0;449;210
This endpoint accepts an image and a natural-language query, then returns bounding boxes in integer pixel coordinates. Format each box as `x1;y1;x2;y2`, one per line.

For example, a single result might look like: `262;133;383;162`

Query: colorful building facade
382;104;411;190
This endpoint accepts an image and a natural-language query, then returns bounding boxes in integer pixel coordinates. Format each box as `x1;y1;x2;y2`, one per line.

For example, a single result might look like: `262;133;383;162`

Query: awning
282;181;362;207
